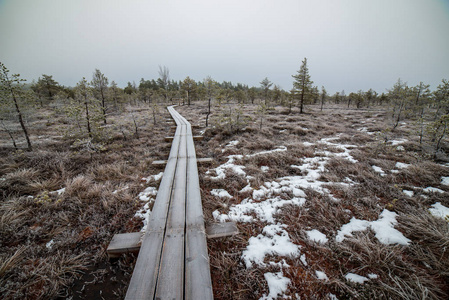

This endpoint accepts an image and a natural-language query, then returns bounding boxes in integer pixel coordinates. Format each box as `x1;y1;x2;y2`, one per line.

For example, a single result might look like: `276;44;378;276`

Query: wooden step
108;222;239;258
206;222;239;239
107;232;142;258
153;158;213;166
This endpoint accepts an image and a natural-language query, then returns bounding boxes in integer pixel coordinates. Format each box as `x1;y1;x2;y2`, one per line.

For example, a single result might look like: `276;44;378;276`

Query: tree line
1;60;448;156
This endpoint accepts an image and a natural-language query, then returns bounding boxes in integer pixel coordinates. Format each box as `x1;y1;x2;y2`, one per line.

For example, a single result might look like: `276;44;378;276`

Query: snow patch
403;190;414;197
345;273;369;284
46;239;55;249
206;154;245;180
142;172;164;183
226;140;239;147
423;187;445;194
442;177;449;186
260;272;291;300
306;229;328;244
242;224;300;268
429;202;449;220
336;209;410;245
138;187;157;201
211;189;232;199
135;202;151;232
213;196;305;224
315;270;329;281
261;166;270;172
372;165;386;176
389;139;407;146
395;162;410;169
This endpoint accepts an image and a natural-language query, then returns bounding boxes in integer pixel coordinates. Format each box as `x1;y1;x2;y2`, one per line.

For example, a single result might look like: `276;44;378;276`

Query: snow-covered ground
208;136;419;298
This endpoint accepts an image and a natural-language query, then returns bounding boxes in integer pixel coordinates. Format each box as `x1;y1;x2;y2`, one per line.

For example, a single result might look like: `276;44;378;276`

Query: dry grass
0;101;171;299
178;101;449;299
2;99;448;299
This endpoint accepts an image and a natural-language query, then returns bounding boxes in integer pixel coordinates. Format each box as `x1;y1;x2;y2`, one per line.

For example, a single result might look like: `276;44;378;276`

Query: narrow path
125;106;213;300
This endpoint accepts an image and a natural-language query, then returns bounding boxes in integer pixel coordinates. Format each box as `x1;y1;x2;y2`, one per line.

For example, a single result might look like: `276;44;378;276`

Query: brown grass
178;101;449;299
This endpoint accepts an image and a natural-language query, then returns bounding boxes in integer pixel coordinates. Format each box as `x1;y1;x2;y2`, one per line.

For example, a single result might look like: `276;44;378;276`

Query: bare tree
158;65;170;101
0;62;32;150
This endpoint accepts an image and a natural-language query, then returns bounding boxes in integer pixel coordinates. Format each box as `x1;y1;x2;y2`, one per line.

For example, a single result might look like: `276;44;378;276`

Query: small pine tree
292;58;313;114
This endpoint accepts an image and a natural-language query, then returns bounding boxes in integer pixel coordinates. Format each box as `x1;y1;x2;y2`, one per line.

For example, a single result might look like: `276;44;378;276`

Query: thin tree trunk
10;89;32;151
205;98;211;127
85;101;92;138
100;88;107;125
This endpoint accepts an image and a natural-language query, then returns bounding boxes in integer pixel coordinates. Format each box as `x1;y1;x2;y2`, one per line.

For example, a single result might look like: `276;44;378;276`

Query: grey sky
1;0;448;94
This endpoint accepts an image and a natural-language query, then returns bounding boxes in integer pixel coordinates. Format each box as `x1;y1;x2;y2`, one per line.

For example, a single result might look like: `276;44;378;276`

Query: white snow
300;254;308;266
226;140;239;147
423;187;445;194
206;154;245;180
429;202;449;220
358;127;375;135
403;190;414;197
138;187;157;201
336;209;410;245
242;224;300;268
142;172;164;183
211;189;232;199
261;166;270;172
396;145;405;151
303;142;315;147
345;273;369;284
315;270;329;281
372;165;386;176
46;239;55;249
306;229;328;244
260;272;291;300
389;139;407;146
247;146;287;157
395;162;410;169
49;187;66;196
442;177;449;186
135;202;151;232
368;273;379;279
240;184;253;193
213;196;305;224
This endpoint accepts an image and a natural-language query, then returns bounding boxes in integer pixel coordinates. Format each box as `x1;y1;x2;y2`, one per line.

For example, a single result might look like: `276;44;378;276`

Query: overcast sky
1;0;448;94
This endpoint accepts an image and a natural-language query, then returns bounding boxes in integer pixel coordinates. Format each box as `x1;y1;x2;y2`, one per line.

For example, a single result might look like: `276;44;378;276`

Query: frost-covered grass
178;102;449;299
0;101;172;299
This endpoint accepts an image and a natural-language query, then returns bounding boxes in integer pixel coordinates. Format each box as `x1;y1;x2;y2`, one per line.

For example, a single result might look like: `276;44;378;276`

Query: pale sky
1;0;448;94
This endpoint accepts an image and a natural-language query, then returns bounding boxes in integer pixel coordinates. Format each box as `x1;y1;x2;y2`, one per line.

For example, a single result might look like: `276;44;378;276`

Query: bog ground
1;101;449;299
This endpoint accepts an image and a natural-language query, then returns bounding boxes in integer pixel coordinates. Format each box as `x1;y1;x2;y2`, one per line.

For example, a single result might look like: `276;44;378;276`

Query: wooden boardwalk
125;106;213;300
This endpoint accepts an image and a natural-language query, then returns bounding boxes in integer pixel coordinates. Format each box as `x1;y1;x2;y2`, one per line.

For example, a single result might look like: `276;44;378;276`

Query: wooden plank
197;157;213;164
107;232;142;257
185;229;214;300
165;136;174;142
126;105;213;300
151;160;167;166
193;135;204;141
124;231;164;300
155;124;187;298
206;222;239;239
185;137;213;299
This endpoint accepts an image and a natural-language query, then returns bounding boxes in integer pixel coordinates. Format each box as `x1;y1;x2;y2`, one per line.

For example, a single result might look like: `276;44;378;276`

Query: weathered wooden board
197;157;213;164
125;106;212;300
206;222;239;239
151;160;167;166
107;232;142;258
